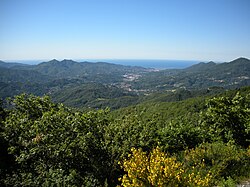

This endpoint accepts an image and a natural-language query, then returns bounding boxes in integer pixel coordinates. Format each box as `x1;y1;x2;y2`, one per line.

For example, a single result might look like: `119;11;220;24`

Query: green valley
1;57;250;110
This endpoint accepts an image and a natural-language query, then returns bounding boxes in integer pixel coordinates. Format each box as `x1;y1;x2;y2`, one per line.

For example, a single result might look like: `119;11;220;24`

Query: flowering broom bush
119;147;212;187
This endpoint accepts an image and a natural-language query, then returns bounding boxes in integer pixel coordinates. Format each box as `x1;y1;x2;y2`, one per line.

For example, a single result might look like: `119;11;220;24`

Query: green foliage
157;117;205;153
217;177;236;187
104;111;160;185
201;92;250;147
1;87;250;186
2;94;110;186
51;83;138;110
184;142;250;183
113;95;206;126
113;90;250;186
105;112;159;160
0;99;14;186
119;143;250;187
0;99;5;123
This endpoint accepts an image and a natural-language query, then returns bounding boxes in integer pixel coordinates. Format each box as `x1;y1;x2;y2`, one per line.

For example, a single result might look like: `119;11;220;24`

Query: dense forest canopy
0;87;249;186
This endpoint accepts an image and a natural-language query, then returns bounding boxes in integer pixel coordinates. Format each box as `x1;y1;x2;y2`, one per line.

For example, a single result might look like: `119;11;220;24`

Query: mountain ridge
0;60;30;69
1;57;250;107
31;59;148;79
131;57;250;92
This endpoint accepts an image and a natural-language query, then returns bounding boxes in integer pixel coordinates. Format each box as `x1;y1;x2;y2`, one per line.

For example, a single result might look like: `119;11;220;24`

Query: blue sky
0;0;250;61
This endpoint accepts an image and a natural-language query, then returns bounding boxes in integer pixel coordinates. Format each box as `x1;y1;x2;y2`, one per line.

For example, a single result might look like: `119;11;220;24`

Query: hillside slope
132;57;250;91
1;57;250;110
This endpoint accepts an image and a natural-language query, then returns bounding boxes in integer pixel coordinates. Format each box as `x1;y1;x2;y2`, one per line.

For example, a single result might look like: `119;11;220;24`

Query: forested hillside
132;57;250;91
0;87;249;186
1;57;250;110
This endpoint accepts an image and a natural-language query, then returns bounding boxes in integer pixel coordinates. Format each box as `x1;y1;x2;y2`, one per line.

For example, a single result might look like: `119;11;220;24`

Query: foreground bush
201;93;250;147
1;91;249;186
119;147;212;187
1;94;110;186
119;143;250;187
184;142;250;184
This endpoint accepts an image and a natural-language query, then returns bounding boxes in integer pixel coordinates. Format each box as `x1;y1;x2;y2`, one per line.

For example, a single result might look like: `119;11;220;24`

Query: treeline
0;88;250;186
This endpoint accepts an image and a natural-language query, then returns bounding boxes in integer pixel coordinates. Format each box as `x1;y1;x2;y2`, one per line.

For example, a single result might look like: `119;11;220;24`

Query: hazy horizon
1;56;246;64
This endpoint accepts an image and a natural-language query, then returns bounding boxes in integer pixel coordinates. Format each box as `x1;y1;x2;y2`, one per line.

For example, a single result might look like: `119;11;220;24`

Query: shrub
119;147;212;187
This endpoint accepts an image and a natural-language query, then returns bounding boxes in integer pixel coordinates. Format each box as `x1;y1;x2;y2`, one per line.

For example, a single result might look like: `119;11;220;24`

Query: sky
0;0;250;61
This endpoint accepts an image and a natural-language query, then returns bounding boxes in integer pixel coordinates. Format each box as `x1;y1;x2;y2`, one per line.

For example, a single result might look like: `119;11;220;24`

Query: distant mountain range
0;57;250;109
186;57;250;73
132;57;250;91
0;59;148;82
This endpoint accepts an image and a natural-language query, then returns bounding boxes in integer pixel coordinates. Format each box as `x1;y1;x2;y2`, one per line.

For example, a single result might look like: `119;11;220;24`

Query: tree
157;118;204;153
2;94;110;186
201;92;250;147
0;99;14;186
